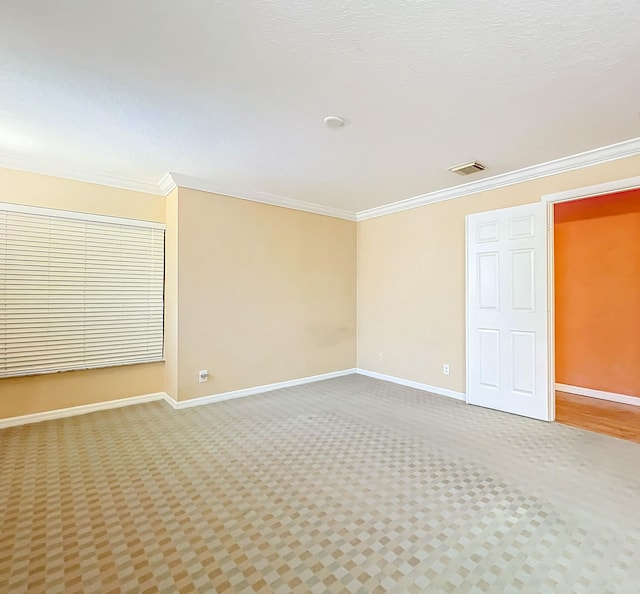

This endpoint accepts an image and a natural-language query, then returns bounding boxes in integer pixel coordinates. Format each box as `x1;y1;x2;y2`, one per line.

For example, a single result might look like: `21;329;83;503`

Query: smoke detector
448;161;486;176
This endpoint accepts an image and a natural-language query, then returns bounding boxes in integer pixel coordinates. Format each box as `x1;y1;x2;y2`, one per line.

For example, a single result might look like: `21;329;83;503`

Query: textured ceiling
1;0;640;213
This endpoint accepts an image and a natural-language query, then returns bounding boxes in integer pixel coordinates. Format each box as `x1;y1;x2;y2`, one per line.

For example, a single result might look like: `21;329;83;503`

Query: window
0;203;165;378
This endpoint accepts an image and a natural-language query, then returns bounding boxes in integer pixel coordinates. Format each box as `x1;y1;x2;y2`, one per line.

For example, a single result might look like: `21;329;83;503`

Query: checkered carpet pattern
1;375;639;593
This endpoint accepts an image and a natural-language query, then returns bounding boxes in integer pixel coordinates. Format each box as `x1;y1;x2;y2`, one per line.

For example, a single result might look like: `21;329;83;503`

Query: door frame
541;174;640;419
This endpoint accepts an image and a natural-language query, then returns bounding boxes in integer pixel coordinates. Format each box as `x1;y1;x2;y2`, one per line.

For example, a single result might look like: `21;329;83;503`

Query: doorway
545;177;640;441
466;175;640;435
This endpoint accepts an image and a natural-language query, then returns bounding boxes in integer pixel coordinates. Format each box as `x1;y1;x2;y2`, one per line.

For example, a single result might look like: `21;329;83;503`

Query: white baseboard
0;392;168;429
356;369;466;401
168;368;358;410
1;368;468;428
162;393;179;409
555;384;640;407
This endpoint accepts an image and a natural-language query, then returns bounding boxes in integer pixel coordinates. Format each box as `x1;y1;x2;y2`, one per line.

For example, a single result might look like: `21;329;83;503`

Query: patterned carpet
1;375;639;593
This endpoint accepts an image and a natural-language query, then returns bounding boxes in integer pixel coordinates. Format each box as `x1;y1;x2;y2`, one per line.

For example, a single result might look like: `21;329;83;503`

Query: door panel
511;331;536;395
467;202;550;420
478;253;499;309
511;250;534;310
478;329;500;389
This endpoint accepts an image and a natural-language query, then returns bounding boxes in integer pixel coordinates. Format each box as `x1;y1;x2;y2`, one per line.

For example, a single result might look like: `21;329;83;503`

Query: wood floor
556;391;640;443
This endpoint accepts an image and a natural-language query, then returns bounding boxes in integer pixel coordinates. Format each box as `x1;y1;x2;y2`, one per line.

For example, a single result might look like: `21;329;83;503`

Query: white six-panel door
466;202;550;421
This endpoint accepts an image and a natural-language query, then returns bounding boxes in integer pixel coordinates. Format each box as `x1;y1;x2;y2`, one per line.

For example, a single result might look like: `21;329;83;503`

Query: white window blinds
0;203;165;378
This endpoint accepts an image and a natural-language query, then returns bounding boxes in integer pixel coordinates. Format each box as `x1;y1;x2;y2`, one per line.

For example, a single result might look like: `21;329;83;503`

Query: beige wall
0;167;356;418
357;154;640;394
174;188;357;400
0;168;165;221
0;167;166;418
0;364;165;418
4;152;640;419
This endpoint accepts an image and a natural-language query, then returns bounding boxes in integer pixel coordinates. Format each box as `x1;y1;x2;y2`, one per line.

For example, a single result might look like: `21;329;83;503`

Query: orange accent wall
554;189;640;397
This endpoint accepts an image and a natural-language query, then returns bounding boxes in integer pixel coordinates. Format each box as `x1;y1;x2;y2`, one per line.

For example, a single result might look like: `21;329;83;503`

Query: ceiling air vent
448;161;486;176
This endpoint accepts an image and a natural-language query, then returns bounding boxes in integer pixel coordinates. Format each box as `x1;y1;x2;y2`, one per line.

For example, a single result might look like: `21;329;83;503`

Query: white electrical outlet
443;364;450;375
377;352;384;361
198;369;209;383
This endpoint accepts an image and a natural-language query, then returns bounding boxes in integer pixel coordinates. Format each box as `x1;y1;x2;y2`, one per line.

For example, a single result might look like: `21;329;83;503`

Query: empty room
1;1;639;593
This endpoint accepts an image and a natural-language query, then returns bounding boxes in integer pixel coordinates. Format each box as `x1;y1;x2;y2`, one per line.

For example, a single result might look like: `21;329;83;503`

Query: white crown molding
356;136;640;221
357;369;466;401
169;173;357;221
167;368;357;409
556;384;640;407
0;392;168;429
158;171;178;195
4;135;639;220
0;153;167;196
